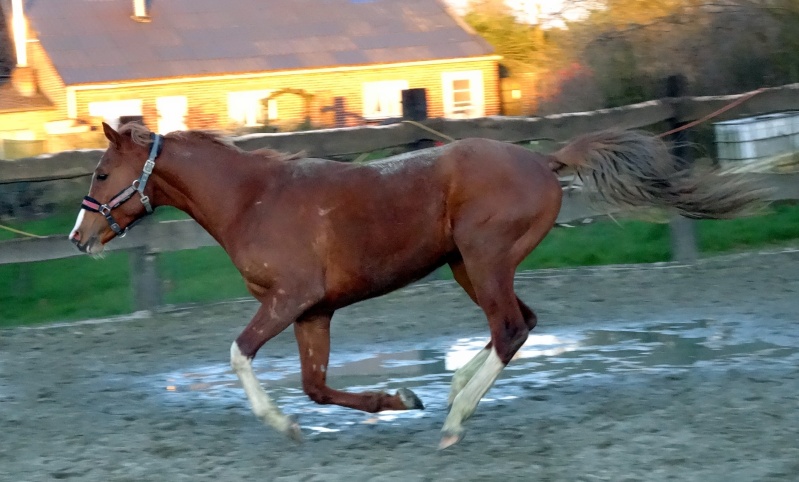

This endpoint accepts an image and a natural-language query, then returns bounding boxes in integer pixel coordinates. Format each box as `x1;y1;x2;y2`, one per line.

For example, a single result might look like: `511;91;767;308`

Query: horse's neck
151;142;270;247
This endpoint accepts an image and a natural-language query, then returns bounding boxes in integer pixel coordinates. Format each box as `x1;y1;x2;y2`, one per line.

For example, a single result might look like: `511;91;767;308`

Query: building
0;0;500;156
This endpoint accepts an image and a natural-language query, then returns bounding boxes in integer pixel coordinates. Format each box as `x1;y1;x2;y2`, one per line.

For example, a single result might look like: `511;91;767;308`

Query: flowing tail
550;129;768;219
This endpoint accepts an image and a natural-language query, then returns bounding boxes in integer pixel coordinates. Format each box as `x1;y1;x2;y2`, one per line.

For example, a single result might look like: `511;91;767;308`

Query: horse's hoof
397;387;424;410
438;430;464;450
284;415;303;443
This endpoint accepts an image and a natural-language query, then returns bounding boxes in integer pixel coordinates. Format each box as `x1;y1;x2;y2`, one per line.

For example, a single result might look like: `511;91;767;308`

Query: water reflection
446;333;582;371
151;317;799;435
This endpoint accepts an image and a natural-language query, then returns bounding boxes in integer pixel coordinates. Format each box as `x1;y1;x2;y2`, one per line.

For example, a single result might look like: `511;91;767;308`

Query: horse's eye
96;173;109;181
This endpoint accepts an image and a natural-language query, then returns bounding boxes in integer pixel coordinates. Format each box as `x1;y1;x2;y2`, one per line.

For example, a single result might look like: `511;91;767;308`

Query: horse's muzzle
70;232;103;255
71;234;88;253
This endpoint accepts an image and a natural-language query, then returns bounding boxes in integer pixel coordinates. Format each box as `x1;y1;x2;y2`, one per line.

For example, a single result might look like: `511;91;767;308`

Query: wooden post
666;75;699;262
402;88;436;151
129;247;162;311
669;215;699;262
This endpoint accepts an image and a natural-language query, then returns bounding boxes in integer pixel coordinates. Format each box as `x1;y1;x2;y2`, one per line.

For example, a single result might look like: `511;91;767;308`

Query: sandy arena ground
1;248;798;481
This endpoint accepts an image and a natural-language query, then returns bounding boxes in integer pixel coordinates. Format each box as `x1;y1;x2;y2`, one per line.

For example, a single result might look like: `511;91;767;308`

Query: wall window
362;80;409;120
228;90;278;126
156;96;188;134
88;99;143;129
442;71;485;119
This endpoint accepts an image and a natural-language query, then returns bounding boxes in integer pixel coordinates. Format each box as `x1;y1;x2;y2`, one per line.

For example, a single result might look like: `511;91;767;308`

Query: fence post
666;75;699;262
129;246;162;312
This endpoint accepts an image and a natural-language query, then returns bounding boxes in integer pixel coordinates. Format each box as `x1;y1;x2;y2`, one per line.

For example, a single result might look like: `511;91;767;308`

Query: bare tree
534;0;799;111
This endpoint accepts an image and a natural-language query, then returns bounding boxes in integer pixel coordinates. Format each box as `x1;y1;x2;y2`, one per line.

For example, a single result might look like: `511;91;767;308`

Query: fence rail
1;173;797;310
2;83;798;183
2;83;799;311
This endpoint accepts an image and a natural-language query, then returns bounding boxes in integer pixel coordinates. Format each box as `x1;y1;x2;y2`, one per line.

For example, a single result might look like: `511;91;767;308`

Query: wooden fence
2;83;798;310
2;173;797;311
2;83;798;184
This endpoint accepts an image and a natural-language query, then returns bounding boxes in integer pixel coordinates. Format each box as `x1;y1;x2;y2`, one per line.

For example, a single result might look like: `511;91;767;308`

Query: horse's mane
117;123;304;162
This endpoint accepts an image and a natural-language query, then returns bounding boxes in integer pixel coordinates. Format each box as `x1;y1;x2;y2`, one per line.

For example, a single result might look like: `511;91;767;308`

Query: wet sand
1;248;798;481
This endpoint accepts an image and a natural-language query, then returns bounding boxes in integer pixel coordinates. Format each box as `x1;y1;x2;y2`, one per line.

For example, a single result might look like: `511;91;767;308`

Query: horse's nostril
70;232;81;243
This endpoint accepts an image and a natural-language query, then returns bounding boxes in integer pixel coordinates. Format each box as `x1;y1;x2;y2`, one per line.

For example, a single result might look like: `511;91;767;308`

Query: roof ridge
25;0;494;85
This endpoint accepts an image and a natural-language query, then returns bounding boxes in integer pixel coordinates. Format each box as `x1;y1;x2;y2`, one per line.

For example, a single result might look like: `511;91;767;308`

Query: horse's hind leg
448;260;491;405
440;195;557;448
449;347;491;407
447;260;538;406
294;313;424;413
440;265;528;449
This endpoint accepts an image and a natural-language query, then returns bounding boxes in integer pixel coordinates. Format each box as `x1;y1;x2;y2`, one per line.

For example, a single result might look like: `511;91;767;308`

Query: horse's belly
322;235;451;308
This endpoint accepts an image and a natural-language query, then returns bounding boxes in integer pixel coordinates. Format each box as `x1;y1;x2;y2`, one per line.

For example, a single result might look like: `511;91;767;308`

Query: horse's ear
102;122;122;148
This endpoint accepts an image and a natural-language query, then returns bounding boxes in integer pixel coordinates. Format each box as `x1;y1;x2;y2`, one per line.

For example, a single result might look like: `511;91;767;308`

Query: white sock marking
230;341;293;433
448;347;491;406
442;349;505;436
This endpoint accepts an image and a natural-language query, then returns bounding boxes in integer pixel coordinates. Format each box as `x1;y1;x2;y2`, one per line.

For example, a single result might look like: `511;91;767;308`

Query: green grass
525;203;799;270
0;211;77;240
0;206;189;240
158;247;249;304
521;220;672;270
2;203;799;326
0;252;132;326
0;246;246;328
697;203;799;253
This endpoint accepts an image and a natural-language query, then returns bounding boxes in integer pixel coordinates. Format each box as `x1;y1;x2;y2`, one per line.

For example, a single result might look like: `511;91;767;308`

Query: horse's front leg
294;313;424;413
230;297;311;441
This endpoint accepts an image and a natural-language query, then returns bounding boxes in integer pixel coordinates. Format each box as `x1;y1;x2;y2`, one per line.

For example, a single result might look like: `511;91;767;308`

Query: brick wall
0;109;59;158
27;42;68;114
0;109;58;138
71;58;500;131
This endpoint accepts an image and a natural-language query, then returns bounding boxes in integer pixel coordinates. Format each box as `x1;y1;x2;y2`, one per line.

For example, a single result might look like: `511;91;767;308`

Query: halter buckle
142;159;156;175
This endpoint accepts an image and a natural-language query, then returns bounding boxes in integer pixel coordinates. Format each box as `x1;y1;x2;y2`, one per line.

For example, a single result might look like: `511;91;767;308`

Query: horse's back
264;139;561;307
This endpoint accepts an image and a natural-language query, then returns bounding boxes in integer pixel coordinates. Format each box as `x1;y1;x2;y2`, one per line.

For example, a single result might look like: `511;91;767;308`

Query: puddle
149;317;799;436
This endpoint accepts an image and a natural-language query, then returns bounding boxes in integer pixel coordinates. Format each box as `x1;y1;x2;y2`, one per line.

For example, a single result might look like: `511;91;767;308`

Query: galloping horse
69;122;761;448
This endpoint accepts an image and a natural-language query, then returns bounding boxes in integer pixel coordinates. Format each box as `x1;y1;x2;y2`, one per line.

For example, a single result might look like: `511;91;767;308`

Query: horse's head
69;122;162;255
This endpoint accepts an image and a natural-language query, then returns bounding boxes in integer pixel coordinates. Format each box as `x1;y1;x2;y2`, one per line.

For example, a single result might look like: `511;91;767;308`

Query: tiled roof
23;0;495;85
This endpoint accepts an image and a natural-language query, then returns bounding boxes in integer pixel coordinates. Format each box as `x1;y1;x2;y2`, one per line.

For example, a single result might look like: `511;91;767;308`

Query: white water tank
714;111;799;172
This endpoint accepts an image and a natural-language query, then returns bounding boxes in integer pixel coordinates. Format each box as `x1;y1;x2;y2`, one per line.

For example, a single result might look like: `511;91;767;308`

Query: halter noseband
80;133;163;237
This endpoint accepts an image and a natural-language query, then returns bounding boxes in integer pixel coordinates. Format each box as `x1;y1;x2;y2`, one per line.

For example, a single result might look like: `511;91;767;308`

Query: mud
1;248;798;481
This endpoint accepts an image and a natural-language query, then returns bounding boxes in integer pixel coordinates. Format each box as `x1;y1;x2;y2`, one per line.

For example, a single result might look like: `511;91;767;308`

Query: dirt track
1;248;798;481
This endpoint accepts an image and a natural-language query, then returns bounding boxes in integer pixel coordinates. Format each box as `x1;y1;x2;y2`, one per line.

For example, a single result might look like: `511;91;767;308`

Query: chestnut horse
69;122;761;448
